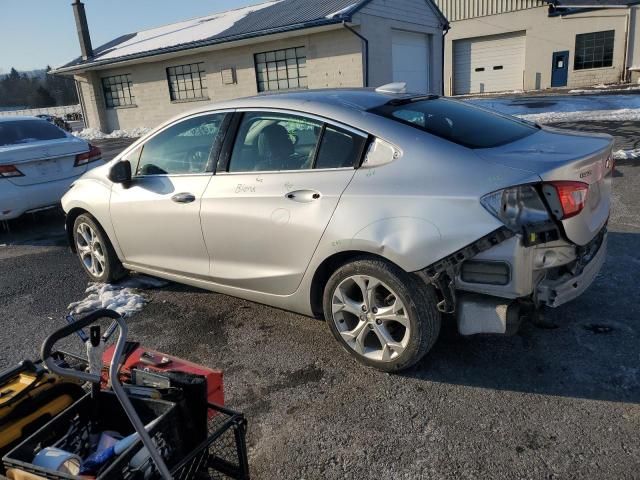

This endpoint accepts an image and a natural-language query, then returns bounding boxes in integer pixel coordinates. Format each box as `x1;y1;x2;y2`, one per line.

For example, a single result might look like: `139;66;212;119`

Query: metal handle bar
42;309;121;384
41;309;173;479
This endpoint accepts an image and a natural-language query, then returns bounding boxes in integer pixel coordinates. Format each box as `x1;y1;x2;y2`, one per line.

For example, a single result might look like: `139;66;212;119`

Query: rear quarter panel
309;123;542;274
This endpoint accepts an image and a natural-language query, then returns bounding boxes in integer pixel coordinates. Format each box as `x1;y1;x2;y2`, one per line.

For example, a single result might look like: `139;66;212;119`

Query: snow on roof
94;1;280;63
54;0;393;73
326;3;360;19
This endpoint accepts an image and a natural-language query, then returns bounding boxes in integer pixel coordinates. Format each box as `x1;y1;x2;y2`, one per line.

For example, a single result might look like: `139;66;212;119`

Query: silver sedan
62;87;612;371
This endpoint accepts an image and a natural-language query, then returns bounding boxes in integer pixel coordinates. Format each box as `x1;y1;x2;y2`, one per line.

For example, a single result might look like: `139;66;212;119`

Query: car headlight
481;185;550;232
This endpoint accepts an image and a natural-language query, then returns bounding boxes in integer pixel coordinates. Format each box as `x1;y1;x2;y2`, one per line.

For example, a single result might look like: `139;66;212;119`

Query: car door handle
171;192;196;204
285;190;321;203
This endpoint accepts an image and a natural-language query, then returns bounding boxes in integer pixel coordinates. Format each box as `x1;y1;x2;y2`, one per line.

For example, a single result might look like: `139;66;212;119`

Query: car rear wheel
323;257;441;372
73;214;126;283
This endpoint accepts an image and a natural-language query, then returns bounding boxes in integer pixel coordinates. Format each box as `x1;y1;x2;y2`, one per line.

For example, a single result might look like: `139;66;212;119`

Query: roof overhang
547;0;640;16
52;18;357;76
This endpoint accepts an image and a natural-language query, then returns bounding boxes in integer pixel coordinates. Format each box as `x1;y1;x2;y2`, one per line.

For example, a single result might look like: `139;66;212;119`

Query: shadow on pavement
0;209;67;247
406;231;640;404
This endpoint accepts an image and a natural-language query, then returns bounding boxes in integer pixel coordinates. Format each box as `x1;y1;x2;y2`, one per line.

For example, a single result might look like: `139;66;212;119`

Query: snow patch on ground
613;149;640;160
568;86;640;94
89;1;280;62
517;108;640;123
470;93;640;124
68;275;167;317
73;127;151;141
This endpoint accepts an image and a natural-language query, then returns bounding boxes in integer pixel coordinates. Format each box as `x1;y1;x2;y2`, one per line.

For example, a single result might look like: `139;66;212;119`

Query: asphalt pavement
0;122;638;479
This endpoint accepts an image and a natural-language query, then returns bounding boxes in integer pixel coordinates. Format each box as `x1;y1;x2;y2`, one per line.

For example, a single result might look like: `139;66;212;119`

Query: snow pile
91;1;280;62
470;93;640;124
517;108;640;123
68;275;167;317
73;127;151;141
613;149;640;160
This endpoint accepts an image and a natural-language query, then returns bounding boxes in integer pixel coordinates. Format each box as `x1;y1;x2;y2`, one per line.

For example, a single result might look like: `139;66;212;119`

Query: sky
0;0;262;73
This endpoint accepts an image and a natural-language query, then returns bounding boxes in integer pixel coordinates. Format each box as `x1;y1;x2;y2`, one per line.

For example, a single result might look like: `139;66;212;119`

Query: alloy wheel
331;275;411;362
76;222;106;278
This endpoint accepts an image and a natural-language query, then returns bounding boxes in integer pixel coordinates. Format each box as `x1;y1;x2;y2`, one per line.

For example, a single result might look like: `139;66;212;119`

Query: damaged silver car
62;86;612;372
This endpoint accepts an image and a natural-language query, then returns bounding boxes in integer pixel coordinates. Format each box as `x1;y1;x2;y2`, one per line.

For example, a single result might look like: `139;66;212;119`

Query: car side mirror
108;160;132;187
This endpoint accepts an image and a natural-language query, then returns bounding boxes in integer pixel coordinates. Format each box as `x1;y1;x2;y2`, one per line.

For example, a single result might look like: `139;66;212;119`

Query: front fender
62;179;123;260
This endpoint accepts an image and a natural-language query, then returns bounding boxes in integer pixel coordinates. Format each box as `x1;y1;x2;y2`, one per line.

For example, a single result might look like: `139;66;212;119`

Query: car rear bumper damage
536;228;607;308
413;225;607;335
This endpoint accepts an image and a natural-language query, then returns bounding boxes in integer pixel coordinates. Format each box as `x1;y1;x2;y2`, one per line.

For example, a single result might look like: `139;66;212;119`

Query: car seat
256;124;294;171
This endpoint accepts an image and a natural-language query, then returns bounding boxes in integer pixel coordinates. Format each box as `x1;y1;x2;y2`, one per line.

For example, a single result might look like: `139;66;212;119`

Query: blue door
551;51;569;87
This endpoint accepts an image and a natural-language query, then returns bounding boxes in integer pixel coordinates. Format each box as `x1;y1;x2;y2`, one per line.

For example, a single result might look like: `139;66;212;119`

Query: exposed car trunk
0;138;88;186
475;127;613;246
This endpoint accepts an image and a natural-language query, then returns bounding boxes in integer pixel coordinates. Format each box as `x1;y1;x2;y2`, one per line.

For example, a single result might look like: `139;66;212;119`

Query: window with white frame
254;47;307;92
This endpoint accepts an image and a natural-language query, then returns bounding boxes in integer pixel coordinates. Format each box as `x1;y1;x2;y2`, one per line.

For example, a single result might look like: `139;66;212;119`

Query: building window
102;74;135;108
254;47;307;92
574;30;614;70
166;63;208;101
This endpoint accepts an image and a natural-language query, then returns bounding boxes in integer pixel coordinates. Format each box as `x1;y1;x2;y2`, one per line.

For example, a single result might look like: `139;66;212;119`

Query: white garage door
392;30;430;93
453;32;526;95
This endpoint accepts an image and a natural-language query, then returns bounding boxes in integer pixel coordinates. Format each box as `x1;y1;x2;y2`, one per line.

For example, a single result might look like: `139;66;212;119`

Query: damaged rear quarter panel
312;130;542;273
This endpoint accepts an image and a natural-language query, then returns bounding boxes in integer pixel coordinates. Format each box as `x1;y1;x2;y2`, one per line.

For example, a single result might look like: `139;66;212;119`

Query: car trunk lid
475;127;613;246
0;137;89;186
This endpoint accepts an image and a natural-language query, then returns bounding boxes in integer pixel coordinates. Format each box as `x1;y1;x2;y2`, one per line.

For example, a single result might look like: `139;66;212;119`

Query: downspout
442;23;450;96
75;78;88;128
623;8;631;83
343;21;369;87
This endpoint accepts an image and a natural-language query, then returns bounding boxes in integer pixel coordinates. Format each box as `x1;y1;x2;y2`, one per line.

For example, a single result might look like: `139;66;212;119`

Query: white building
434;0;640;95
53;0;448;133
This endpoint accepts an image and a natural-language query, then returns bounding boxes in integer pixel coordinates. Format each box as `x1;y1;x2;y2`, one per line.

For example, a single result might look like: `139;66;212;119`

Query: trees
0;66;78;108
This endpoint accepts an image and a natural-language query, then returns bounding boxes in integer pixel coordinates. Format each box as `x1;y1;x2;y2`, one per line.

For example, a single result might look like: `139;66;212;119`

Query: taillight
480;184;550;231
0;165;24;178
546;181;589;219
75;145;102;167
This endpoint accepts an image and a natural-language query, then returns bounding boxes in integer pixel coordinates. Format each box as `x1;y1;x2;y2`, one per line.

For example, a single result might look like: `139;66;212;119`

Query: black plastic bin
172;403;250;480
3;390;180;479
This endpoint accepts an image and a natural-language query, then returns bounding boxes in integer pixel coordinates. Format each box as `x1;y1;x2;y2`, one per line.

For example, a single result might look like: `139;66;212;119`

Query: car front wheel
323;257;441;372
73;214;126;283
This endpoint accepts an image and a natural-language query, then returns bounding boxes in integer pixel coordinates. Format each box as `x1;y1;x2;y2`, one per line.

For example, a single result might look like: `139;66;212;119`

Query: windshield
0;120;67;147
370;97;538;149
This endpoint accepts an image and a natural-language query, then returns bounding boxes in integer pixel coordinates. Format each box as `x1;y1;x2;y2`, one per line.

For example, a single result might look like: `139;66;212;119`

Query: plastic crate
172;403;249;480
3;391;181;479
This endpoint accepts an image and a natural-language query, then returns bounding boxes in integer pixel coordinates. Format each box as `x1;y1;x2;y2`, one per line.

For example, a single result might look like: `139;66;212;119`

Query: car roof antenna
375;82;407;94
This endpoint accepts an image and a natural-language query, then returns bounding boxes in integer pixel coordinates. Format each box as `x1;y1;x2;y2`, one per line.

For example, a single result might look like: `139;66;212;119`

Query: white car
0;116;102;221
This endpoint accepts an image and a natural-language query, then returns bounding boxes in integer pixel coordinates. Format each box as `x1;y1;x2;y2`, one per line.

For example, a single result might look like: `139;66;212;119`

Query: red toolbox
102;345;224;406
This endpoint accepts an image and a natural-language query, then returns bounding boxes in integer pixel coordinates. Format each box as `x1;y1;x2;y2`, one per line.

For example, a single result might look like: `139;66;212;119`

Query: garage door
453;32;525;95
392;30;430;93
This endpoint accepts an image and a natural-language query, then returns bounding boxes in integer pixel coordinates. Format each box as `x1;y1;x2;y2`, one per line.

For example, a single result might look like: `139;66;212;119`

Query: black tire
323;256;441;372
73;213;126;283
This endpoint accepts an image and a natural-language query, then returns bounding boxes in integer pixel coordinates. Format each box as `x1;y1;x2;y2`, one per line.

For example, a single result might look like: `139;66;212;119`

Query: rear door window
228;112;322;173
370;98;538;149
314;125;367;169
136;113;228;176
0;120;66;146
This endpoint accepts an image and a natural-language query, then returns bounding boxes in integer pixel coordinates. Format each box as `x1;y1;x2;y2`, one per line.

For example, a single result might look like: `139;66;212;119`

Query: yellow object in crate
0;362;84;470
